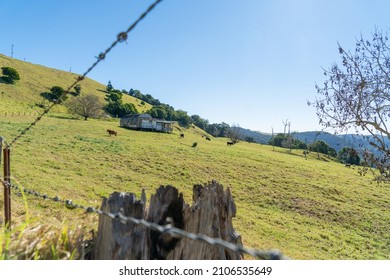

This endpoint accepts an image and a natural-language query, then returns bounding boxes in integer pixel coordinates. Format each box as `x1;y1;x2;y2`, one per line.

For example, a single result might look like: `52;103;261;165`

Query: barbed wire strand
5;0;163;148
2;180;287;260
1;0;286;260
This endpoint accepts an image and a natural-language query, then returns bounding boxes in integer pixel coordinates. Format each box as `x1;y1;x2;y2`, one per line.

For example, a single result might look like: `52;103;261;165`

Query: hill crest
0;53;151;115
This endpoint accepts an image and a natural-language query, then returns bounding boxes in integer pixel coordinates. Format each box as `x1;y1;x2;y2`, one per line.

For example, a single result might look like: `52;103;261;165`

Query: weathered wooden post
93;190;149;259
166;182;242;260
0;136;2;170
2;140;11;229
92;182;243;260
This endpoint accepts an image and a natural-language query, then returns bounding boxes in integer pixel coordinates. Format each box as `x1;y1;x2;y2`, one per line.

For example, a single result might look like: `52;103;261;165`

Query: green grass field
1;55;390;260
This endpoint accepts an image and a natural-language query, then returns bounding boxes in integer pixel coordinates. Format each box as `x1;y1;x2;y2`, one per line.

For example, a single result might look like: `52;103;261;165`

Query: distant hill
236;127;388;154
294;131;356;152
234;127;272;144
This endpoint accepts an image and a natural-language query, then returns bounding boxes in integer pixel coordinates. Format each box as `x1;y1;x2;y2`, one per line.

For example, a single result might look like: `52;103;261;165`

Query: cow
206;137;211;141
227;141;234;146
107;129;117;136
180;133;185;138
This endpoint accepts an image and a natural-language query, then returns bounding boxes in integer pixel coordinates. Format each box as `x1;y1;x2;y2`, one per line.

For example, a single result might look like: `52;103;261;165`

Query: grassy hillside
1;55;390;260
1;115;389;259
0;54;151;115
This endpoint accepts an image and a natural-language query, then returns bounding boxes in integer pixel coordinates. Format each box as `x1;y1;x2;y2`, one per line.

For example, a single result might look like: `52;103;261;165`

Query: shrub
50;86;66;101
1;67;20;84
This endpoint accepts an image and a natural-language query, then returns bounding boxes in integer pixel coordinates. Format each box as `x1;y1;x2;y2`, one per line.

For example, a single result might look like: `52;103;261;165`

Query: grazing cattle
227;141;234;146
345;163;351;168
180;133;185;138
107;129;117;136
206;137;211;141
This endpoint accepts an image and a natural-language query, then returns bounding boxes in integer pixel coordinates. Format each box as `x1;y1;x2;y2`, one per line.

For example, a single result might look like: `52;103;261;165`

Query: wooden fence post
0;136;2;170
92;182;243;260
3;144;11;229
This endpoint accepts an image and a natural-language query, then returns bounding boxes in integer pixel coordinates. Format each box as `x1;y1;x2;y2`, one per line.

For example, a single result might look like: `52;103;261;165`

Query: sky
1;0;389;133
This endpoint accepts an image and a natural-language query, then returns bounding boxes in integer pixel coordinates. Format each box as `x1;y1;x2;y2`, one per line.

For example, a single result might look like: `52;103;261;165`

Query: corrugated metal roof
121;113;152;119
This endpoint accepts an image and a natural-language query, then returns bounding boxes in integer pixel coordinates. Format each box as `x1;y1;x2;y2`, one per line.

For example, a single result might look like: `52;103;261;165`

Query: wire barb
5;180;287;260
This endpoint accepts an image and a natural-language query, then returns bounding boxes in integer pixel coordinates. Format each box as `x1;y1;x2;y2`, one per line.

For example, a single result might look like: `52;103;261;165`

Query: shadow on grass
49;115;80;120
40;92;53;100
0;76;13;85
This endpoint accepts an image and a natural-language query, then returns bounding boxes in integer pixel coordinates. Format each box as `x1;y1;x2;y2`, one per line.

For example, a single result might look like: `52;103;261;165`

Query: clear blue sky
1;0;389;133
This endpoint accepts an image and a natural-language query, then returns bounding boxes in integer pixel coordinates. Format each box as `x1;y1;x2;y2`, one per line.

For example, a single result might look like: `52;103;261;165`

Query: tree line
268;133;361;165
114;81;233;135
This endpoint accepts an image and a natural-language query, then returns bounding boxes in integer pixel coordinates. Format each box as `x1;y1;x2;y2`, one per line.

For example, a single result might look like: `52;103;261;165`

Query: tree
74;85;81;96
1;67;20;84
191;114;209;130
338;147;361;165
49;86;67;102
119;103;138;116
269;133;307;150
148;105;168;120
105;101;138;117
269;133;285;147
67;94;104;120
206;123;230;137
106;90;123;103
310;140;336;157
226;124;242;144
175;110;192;128
106;81;113;92
312;29;390;181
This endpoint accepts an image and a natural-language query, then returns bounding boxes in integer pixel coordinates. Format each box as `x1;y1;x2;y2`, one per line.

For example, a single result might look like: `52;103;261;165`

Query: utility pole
11;44;14;58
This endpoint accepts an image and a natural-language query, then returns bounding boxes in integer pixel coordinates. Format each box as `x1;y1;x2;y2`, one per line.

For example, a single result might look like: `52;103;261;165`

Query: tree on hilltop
106;81;113;92
104;88;138;117
1;67;20;84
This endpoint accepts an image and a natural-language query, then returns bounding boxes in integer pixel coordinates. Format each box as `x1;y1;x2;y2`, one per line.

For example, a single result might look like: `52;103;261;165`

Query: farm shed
120;114;173;133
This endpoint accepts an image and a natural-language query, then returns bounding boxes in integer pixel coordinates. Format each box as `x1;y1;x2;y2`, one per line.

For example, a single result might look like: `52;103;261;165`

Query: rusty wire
5;0;163;148
4;180;287;260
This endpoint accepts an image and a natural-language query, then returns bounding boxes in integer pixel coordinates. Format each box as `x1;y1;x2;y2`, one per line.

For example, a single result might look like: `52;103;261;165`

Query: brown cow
107;129;117;136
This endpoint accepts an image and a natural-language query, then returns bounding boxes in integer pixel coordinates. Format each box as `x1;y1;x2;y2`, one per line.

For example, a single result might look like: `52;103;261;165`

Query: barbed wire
2;180;287;260
1;0;287;260
4;0;163;148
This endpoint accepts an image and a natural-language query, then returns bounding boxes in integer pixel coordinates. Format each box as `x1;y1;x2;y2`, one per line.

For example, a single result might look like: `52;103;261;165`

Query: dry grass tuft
1;223;86;260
